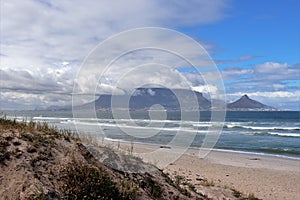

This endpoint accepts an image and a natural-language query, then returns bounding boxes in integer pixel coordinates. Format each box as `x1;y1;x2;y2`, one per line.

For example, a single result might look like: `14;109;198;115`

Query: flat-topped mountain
227;95;276;111
94;88;211;111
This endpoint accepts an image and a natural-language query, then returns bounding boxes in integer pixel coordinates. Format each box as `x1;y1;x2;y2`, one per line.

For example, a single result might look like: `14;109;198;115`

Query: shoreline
164;152;300;200
185;147;300;172
103;137;300;162
189;146;300;161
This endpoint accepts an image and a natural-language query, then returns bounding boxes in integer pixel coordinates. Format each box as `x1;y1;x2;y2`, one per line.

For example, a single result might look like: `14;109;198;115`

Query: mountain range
81;88;276;111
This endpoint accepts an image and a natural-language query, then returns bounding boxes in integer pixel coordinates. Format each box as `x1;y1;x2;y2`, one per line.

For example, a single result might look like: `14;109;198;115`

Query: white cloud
192;83;226;101
0;67;75;93
71;28;224;107
192;85;218;94
0;90;72;109
227;91;300;110
222;62;300;92
254;62;288;74
272;83;285;90
147;89;156;96
219;62;300;110
0;0;229;109
1;0;227;70
221;67;253;79
253;62;299;81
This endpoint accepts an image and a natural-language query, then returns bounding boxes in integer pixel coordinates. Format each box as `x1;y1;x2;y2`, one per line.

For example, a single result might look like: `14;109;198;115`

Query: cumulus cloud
222;62;299;89
0;0;229;109
192;84;221;99
252;62;300;82
0;67;74;93
147;89;156;96
221;67;253;80
223;62;300;110
1;0;227;70
71;27;226;106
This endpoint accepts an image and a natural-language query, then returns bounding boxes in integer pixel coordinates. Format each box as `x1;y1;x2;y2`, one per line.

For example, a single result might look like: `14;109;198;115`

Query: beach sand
165;150;300;200
105;141;300;200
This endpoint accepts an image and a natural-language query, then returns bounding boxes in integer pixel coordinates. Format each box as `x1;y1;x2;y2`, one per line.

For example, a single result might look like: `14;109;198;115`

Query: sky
0;0;299;110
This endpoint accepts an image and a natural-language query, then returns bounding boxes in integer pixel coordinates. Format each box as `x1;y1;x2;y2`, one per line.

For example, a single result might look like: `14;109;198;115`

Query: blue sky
188;0;300;65
181;0;300;110
0;0;299;110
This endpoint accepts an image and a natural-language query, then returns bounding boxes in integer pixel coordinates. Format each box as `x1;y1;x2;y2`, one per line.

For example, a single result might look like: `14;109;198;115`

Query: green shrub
140;176;163;198
60;160;125;200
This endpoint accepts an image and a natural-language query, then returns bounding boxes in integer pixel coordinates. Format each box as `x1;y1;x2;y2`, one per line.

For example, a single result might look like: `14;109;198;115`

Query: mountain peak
241;94;249;99
227;95;276;111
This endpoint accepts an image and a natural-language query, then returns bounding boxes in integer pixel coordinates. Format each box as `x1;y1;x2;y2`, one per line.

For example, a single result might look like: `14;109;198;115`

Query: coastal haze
1;1;300;200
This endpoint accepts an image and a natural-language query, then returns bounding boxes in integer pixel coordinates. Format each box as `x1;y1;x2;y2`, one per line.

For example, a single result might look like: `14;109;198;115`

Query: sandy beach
107;141;300;200
166;151;300;200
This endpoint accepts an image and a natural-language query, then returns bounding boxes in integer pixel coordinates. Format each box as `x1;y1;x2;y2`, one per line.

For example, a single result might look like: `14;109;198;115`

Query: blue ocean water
5;110;300;159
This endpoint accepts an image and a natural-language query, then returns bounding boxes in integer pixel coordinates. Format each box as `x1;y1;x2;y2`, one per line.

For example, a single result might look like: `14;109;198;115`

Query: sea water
4;110;300;159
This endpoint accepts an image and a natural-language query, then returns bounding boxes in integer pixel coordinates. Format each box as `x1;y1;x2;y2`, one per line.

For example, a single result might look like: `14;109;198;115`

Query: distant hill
227;95;276;111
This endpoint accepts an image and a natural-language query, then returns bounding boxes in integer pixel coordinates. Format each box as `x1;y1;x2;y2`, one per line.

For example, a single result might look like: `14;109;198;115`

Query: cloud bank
223;62;300;110
1;0;229;109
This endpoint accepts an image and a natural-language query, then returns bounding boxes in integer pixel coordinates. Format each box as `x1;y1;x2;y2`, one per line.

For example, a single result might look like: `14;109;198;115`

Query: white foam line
268;132;300;137
69;121;211;133
179;146;300;161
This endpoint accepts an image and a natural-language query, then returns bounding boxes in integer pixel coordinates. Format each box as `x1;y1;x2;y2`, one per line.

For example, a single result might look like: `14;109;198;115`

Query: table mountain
94;88;211;111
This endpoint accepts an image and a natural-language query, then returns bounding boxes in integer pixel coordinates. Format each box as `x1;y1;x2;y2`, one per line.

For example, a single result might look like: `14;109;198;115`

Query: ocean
4;110;300;159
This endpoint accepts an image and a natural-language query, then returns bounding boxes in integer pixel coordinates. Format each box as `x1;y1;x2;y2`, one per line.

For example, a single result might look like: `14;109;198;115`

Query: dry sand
166;150;300;200
107;141;300;200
